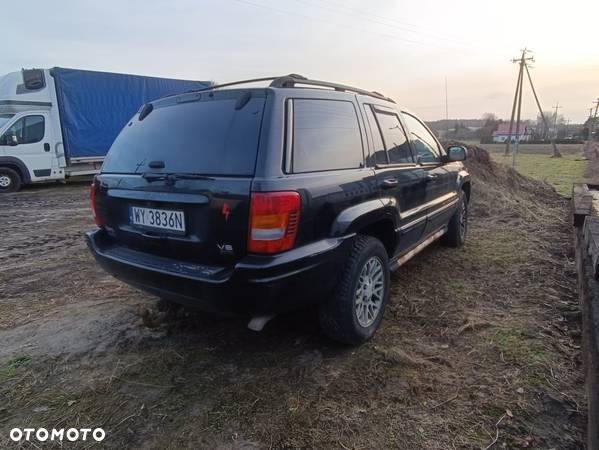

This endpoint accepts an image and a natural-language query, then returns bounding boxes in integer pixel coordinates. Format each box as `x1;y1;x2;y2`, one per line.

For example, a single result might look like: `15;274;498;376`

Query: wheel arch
358;219;397;257
0;157;31;184
461;180;471;202
330;197;398;257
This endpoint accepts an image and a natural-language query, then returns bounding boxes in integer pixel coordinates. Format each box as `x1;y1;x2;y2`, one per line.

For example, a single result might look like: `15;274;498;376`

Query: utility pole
523;59;561;157
504;49;528;157
503;49;561;158
586;106;593;144
552;102;562;137
445;76;449;126
592;98;599;141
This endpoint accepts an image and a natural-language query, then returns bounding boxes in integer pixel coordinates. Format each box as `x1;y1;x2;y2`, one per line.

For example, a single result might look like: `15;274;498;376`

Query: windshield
0;114;15;130
102;91;266;176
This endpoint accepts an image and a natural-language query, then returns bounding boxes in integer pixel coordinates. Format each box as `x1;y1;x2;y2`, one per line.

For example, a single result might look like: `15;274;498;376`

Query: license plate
129;206;185;232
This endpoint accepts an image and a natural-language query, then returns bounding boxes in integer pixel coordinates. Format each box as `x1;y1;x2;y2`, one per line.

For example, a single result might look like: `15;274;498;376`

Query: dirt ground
0;148;587;449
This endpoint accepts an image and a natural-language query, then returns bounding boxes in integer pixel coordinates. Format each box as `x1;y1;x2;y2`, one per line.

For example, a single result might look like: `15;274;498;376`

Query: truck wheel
318;235;390;345
442;190;468;247
0;167;21;193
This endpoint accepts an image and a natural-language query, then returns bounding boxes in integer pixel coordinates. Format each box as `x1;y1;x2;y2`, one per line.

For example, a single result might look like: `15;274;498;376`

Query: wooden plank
573;183;594;227
585;216;599;280
575;228;599;450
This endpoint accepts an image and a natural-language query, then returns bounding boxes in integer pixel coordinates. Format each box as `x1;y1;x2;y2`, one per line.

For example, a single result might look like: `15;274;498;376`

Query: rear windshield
101;91;265;176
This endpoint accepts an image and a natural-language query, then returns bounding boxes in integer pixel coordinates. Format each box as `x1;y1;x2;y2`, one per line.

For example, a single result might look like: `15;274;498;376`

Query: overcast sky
2;0;598;122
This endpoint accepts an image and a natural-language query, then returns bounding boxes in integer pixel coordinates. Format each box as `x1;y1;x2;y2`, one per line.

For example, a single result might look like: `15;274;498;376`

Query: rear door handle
426;173;438;180
380;178;398;189
43;143;50;152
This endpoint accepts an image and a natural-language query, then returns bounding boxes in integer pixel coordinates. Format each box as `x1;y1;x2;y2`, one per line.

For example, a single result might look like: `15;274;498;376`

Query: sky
2;0;598;122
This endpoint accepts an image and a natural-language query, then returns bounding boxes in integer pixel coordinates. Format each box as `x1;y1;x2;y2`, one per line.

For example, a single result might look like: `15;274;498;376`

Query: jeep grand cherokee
86;74;470;345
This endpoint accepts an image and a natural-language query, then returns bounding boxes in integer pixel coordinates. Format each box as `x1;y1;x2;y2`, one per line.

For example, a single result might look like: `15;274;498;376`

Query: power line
230;0;466;50
320;0;471;43
291;0;470;47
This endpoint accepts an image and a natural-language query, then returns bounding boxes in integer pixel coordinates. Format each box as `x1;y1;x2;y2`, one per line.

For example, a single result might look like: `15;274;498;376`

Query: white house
492;123;532;143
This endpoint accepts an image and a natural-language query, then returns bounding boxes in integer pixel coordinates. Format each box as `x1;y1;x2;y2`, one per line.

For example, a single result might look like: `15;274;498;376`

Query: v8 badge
217;243;234;255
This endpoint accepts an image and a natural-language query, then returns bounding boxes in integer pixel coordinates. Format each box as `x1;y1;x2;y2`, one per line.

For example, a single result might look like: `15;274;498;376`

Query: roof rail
185;74;394;103
270;75;395;103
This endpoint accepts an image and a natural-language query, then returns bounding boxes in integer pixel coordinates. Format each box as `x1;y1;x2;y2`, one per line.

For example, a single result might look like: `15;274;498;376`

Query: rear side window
363;105;387;166
291;99;363;173
374;110;413;164
102;91;265;176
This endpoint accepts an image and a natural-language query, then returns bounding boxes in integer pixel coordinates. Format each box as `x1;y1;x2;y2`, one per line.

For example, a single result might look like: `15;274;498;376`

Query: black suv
87;75;470;345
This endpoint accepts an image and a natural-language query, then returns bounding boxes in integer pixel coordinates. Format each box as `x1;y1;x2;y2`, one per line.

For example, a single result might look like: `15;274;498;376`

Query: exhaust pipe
247;315;275;332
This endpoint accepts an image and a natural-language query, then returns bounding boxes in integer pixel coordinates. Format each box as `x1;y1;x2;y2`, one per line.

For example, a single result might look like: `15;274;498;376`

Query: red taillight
90;182;102;227
248;191;300;254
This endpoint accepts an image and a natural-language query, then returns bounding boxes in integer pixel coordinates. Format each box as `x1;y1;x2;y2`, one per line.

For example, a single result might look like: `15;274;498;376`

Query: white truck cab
0;68;210;192
0;69;92;191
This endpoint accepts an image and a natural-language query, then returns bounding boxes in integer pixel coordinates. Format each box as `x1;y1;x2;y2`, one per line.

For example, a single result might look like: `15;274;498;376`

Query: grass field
466;142;588;197
462;141;583;156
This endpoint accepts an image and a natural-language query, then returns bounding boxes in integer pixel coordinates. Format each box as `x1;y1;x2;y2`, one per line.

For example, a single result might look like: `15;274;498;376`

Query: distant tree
479;113;501;140
582;126;589;140
481;112;497;126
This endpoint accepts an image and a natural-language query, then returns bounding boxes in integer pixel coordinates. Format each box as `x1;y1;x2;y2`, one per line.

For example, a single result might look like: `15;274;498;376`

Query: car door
402;111;457;236
401;112;456;236
362;103;427;256
0;113;53;180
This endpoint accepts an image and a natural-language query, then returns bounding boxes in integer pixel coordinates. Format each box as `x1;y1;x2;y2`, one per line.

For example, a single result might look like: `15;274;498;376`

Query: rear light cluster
89;181;102;227
248;191;300;254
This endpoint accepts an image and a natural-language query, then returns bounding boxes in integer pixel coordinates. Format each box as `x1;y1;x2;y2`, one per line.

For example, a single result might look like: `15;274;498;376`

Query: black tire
0;167;21;193
318;235;390;345
442;190;468;247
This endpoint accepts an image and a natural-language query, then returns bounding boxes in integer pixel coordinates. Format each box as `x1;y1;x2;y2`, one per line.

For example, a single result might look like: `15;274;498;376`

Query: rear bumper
86;229;353;315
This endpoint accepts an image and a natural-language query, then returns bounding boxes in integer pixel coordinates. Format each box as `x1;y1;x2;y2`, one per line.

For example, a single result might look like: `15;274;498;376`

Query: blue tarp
51;67;210;158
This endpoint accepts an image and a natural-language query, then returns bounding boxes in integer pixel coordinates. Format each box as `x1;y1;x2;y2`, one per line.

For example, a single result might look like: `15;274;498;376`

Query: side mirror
447;145;467;161
6;134;18;146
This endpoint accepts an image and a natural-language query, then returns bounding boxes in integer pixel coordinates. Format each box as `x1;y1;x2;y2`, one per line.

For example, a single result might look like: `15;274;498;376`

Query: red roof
493;123;530;136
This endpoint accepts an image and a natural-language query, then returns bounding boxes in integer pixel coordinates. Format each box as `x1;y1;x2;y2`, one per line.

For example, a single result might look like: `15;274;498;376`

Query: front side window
374;110;413;164
0;115;45;145
292;99;363;173
401;113;441;164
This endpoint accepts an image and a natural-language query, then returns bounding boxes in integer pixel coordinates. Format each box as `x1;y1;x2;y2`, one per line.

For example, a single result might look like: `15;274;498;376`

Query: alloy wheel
354;256;385;327
0;175;11;188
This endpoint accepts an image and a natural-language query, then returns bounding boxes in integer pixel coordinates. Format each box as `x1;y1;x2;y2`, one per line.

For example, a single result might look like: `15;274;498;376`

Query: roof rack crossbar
179;74;395;104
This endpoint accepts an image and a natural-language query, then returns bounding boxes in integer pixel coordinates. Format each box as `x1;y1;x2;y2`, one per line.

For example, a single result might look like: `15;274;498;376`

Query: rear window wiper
142;172;214;182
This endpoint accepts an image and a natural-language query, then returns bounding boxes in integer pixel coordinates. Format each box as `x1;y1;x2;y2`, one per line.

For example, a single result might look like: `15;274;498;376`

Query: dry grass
458;141;588;197
0;148;586;449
